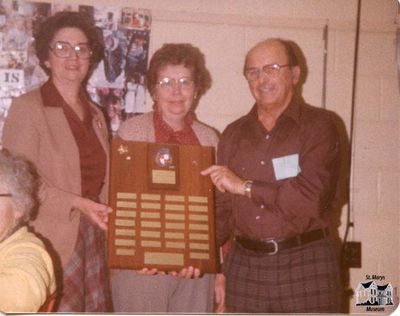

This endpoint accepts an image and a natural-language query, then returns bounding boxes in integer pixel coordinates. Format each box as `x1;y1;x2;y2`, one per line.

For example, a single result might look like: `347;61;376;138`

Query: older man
202;38;342;313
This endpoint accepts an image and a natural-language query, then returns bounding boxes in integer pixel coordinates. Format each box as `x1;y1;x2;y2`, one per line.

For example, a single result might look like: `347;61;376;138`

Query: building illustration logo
355;279;394;312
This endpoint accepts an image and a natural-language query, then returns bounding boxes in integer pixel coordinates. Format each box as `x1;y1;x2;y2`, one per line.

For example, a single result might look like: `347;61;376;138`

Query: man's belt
235;228;329;255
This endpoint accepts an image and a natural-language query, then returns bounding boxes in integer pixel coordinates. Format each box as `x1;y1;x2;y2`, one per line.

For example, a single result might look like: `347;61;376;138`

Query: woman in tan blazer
2;11;111;312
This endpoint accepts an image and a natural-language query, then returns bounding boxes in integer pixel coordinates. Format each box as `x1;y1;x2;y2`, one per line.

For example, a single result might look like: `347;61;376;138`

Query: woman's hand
136;267;200;278
73;196;112;230
168;266;201;279
137;267;164;276
214;273;226;313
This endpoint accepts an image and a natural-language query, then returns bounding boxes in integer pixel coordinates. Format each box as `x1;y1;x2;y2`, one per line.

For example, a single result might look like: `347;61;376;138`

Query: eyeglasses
156;77;194;91
49;41;93;59
0;193;12;197
244;63;291;81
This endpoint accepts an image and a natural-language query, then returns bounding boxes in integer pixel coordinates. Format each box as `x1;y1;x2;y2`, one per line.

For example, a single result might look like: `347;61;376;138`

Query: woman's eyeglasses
156;77;194;91
49;41;93;59
0;193;12;197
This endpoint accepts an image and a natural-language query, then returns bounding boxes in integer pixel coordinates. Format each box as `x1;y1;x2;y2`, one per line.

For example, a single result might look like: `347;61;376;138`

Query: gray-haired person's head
0;149;38;222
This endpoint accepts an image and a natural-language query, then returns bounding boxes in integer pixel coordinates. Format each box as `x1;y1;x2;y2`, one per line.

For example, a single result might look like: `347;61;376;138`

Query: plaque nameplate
108;139;218;273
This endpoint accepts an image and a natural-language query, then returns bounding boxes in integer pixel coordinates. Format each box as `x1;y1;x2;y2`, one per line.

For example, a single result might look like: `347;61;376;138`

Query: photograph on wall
0;0;46;137
0;0;151;138
89;6;151;131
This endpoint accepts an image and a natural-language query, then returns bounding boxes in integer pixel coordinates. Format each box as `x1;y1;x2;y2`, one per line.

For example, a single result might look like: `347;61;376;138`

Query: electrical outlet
343;241;362;268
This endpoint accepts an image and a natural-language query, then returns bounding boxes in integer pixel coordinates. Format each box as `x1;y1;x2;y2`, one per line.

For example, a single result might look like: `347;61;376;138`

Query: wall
349;1;399;314
26;0;400;314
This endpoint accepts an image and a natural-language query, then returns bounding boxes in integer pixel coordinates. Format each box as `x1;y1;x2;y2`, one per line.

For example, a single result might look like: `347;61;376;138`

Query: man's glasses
244;63;291;81
49;41;93;59
156;77;194;91
0;193;12;197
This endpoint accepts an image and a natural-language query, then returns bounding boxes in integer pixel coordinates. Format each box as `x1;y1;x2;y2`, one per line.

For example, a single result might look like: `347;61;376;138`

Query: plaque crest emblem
155;147;173;167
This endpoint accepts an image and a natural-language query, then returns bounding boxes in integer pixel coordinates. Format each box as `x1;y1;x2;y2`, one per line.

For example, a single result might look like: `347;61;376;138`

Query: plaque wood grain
108;138;219;273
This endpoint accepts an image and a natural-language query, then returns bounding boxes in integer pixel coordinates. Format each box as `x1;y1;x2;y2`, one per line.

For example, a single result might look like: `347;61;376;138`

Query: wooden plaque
108;138;219;273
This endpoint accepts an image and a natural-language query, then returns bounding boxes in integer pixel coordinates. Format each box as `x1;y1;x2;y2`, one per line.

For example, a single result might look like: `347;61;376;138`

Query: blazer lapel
91;111;109;151
90;104;110;202
44;106;81;193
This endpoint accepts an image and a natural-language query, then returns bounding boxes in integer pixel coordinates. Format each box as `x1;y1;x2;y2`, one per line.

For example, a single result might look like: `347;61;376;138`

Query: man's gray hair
0;149;38;221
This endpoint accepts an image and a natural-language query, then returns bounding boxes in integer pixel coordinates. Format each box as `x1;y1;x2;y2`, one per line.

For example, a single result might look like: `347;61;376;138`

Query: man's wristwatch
243;180;253;199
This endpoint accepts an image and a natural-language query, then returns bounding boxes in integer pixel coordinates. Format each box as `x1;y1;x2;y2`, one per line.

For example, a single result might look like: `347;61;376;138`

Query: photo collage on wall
0;0;151;137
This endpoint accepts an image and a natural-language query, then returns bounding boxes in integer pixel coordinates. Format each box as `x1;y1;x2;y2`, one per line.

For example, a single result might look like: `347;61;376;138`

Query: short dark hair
280;39;299;66
147;43;211;98
34;11;104;77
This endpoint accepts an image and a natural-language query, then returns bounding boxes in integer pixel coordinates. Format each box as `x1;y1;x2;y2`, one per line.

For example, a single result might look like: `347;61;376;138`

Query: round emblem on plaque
155;147;173;167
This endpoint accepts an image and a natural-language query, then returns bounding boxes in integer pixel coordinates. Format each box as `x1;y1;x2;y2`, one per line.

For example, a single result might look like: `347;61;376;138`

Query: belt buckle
266;239;278;255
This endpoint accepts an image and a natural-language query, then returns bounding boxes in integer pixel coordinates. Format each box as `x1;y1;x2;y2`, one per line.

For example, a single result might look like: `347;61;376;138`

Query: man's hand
201;165;245;195
73;196;112;230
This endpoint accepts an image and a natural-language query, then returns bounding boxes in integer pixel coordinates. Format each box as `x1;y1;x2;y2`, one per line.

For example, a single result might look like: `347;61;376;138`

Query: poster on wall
0;0;151;138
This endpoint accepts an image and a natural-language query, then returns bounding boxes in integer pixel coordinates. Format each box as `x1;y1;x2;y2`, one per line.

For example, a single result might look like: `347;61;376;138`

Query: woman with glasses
2;11;112;312
111;43;219;313
0;149;56;312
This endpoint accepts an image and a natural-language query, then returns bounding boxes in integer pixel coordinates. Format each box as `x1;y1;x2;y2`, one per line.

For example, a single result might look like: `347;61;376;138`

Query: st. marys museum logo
355;275;394;312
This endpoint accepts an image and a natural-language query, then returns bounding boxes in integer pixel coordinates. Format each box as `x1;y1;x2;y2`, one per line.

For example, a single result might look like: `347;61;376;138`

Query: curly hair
147;43;212;98
0;149;38;222
34;11;104;78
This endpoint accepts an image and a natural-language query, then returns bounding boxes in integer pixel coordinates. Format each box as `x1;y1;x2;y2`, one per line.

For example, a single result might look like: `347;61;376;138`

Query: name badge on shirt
272;154;301;181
